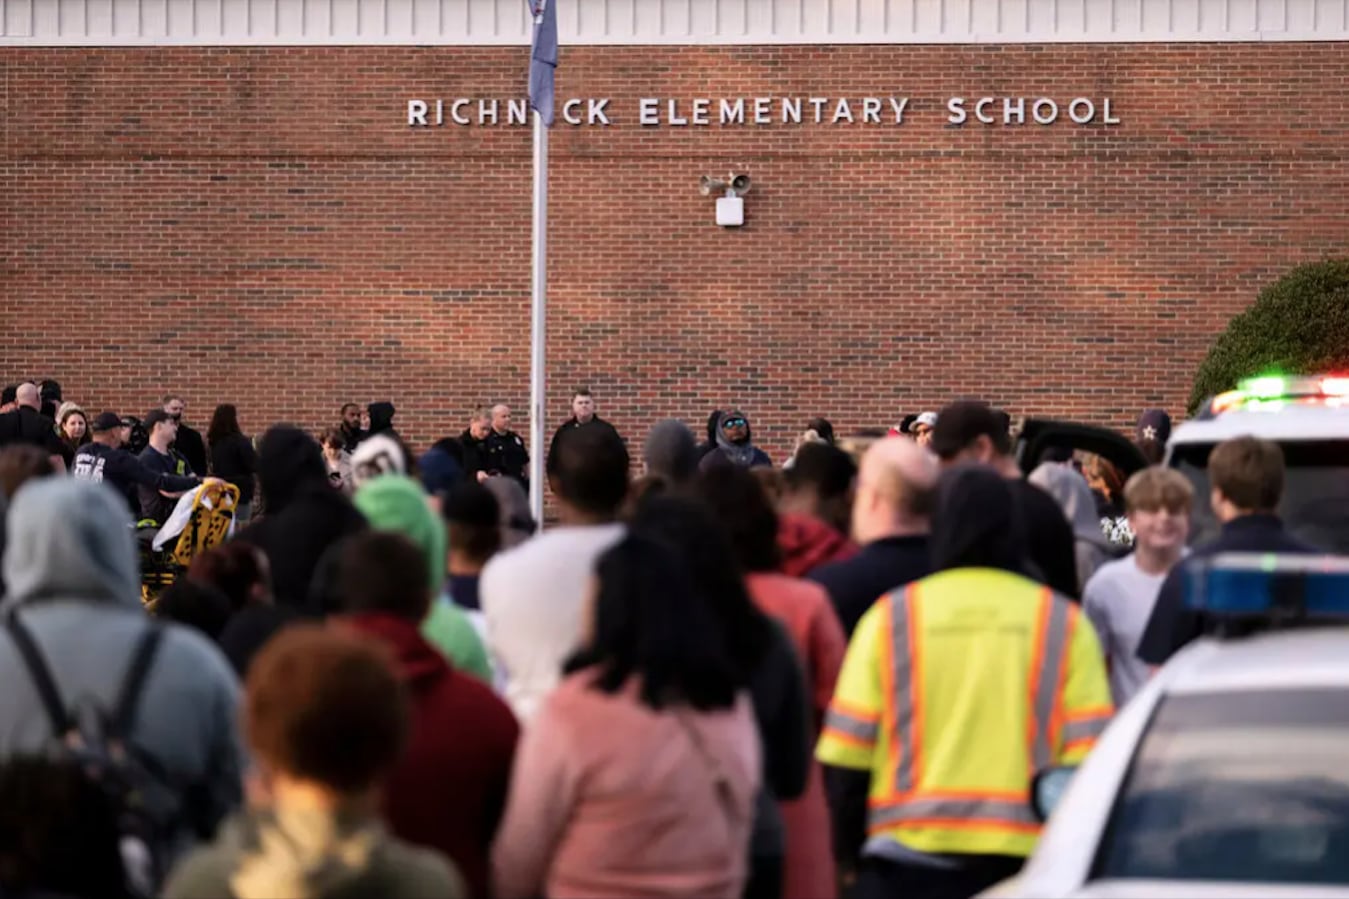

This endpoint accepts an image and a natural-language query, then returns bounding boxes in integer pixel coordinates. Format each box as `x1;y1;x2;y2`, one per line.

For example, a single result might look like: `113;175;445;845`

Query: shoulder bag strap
113;626;164;737
673;708;739;825
5;613;72;738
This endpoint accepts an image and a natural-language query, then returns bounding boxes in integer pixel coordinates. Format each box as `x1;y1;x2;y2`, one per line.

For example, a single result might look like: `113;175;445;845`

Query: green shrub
1189;259;1349;413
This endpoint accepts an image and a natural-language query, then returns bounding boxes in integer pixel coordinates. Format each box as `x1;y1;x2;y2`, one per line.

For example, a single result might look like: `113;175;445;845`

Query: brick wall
3;44;1348;464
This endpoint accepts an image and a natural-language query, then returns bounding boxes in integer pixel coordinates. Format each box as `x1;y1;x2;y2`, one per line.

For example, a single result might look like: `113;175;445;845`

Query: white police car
985;554;1349;898
1169;375;1349;553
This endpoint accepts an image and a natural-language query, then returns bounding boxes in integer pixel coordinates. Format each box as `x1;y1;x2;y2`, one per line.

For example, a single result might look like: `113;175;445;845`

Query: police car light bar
1208;373;1349;416
1185;553;1349;619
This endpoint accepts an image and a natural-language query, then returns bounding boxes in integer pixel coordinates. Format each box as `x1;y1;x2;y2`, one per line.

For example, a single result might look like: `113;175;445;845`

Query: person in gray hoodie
1029;462;1116;595
0;478;245;862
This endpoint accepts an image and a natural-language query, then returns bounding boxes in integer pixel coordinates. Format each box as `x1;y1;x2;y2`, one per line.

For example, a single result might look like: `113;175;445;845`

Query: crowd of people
0;375;1315;899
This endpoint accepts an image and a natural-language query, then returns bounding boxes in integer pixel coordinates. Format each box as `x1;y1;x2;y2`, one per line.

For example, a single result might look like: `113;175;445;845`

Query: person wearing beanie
353;475;492;685
366;401;400;440
642;419;699;486
234;426;367;612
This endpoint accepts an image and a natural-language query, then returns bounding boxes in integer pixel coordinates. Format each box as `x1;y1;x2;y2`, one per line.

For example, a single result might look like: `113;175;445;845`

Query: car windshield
1171;440;1349;553
1096;689;1349;885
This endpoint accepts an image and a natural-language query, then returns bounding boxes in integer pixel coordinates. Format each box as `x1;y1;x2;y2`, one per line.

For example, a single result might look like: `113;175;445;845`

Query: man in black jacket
162;394;208;476
459;407;493;483
546;388;621;475
1137;435;1316;666
72;411;200;518
338;403;365;453
0;383;67;472
929;400;1081;600
485;404;530;490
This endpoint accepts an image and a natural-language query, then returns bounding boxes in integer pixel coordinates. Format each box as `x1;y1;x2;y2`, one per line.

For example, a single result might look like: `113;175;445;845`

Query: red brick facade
3;44;1348;460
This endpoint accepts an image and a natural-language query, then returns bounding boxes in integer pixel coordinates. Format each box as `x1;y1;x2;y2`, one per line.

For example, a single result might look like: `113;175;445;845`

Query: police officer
484;404;529;491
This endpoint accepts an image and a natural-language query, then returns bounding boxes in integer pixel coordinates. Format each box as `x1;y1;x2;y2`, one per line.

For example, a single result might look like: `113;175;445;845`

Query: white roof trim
3;0;1348;45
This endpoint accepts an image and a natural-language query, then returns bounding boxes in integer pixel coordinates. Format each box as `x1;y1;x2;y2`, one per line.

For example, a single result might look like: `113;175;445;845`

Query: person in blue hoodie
0;478;244;866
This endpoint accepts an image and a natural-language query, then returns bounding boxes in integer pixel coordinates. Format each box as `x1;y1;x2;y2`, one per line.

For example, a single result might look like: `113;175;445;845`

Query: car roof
1171;405;1349;445
1074;879;1349;898
1163;629;1349;695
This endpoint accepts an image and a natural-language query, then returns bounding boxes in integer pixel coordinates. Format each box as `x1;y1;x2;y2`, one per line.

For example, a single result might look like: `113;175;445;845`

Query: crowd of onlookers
0;376;1317;899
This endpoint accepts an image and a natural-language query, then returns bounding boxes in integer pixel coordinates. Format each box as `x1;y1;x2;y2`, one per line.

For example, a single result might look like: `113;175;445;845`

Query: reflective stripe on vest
869;795;1039;832
823;702;880;747
1029;590;1072;772
871;579;1072;831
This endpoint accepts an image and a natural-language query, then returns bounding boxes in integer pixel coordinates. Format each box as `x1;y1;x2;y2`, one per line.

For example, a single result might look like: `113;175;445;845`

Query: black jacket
547;416;621;474
173;422;209;477
810;535;931;636
0;407;66;459
1137;514;1318;666
485;429;530;487
210;433;258;504
459;430;491;478
234;427;367;613
71;442;198;518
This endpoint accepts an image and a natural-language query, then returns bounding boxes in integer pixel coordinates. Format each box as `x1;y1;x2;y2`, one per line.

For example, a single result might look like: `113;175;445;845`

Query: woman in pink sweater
492;535;762;899
696;466;848;899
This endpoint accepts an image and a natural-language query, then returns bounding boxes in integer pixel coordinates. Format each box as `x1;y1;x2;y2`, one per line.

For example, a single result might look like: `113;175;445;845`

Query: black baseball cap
930;401;1012;460
144;409;176;430
91;411;124;432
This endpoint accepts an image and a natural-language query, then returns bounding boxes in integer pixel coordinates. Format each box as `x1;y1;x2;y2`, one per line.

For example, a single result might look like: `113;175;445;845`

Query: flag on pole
528;0;557;127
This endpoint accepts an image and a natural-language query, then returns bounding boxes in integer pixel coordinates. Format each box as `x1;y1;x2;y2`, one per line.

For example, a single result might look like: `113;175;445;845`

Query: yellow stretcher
140;481;241;606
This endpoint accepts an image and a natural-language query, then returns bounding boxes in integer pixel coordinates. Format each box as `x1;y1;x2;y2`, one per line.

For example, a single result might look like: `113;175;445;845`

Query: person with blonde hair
1084;466;1193;706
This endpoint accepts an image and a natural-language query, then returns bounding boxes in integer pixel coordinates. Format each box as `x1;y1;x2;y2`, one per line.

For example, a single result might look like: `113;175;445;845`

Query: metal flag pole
526;0;555;530
528;110;548;529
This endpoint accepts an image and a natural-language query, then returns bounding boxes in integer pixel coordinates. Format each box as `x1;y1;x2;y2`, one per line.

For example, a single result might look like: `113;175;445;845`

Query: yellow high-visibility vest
816;567;1113;858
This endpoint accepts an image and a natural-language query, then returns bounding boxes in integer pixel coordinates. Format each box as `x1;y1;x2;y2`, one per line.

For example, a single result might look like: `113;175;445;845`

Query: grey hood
1029;463;1112;550
2;478;141;612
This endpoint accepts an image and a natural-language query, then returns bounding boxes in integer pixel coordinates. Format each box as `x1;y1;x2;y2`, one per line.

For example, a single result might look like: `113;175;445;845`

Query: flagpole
528;109;548;529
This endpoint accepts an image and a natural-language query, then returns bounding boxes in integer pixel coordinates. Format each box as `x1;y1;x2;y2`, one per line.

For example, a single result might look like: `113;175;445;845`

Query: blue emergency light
1185;553;1349;620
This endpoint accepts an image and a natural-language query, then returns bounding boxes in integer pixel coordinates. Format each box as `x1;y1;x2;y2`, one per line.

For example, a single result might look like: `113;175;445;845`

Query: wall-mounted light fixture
699;173;752;227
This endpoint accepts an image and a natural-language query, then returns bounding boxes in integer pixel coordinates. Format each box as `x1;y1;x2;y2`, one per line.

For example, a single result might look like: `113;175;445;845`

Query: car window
1096;689;1349;885
1171;440;1349;553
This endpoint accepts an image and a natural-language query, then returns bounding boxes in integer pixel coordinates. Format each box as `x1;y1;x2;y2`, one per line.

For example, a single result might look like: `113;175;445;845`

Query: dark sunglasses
722;418;748;429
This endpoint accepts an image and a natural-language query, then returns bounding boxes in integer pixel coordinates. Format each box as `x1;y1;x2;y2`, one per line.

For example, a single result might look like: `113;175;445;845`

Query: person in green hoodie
353;475;493;685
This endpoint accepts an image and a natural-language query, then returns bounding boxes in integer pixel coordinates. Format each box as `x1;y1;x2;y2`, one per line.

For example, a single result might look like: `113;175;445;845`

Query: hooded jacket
777;513;857;579
338;612;518;899
353;476;493;684
699;411;772;472
367;402;398;438
1029;463;1115;594
235;427;367;613
164;806;465;899
0;479;244;857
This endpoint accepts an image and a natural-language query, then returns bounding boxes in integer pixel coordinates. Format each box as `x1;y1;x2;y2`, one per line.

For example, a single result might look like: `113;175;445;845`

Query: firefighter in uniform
817;464;1113;899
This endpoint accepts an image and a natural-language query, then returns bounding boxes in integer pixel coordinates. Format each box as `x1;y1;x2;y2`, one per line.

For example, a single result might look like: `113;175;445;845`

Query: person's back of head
367;401;397;434
805;417;835;445
569;532;743;712
643;419;698;484
257;425;328;513
691;464;783;574
547;423;630;522
629;493;772;677
929;464;1027;574
3;478;140;607
244;625;408;798
151;580;234;642
1208;435;1285;516
0;757;132;899
782;441;857;531
929;400;1011;463
0;443;56;500
442;481;502;571
1136;438;1165;466
206;403;241;446
484;476;536;549
853;437;939;542
335;531;431;621
188;541;273;612
14;382;39;411
351;433;410;492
